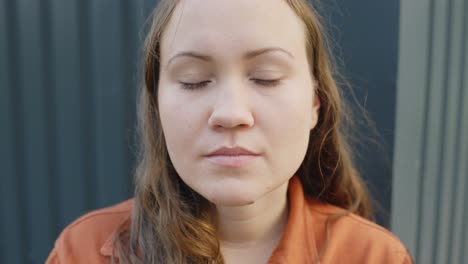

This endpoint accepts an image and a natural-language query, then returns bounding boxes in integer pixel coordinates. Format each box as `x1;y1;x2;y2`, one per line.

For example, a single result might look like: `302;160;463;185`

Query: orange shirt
46;177;412;263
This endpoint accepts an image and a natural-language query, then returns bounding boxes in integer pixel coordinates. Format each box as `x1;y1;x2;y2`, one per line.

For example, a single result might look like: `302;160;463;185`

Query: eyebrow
166;47;295;67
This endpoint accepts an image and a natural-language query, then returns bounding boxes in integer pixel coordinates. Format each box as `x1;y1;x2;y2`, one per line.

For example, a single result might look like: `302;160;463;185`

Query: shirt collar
100;215;130;257
268;176;319;263
100;176;319;262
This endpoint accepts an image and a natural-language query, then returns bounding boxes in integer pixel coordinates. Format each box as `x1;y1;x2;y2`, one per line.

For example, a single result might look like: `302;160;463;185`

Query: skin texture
158;0;320;262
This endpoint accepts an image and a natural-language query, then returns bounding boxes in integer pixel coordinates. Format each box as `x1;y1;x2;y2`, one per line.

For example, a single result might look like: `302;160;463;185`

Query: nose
207;80;254;130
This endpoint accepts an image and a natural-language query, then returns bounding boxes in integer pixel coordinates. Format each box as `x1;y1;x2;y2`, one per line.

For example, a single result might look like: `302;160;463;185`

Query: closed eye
179;79;281;90
179;81;211;90
252;79;281;87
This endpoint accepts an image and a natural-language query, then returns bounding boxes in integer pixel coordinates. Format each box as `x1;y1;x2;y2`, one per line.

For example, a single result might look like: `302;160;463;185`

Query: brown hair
114;0;373;263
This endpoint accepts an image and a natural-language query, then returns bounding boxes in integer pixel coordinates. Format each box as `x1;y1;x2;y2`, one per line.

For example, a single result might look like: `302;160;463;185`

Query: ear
310;88;321;130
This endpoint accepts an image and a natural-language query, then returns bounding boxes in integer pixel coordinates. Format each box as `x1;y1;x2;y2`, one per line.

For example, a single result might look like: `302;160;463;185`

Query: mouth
204;146;260;167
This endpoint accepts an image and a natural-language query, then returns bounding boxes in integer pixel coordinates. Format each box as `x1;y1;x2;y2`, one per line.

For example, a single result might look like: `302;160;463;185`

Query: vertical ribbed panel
90;0;130;208
78;0;98;222
0;1;25;264
50;0;86;231
460;7;468;261
391;0;431;256
0;0;148;262
0;3;6;262
17;0;54;262
392;0;468;263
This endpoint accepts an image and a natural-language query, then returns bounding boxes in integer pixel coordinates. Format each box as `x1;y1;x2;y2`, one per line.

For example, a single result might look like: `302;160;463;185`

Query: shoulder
306;199;412;263
60;199;133;237
46;199;134;264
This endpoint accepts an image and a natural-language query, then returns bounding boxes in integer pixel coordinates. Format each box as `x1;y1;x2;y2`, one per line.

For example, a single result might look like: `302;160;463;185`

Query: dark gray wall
320;0;400;225
0;0;149;262
0;0;400;263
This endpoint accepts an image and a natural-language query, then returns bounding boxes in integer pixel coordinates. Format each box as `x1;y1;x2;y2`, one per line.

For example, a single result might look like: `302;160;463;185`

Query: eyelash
254;79;281;87
179;79;281;90
180;81;212;90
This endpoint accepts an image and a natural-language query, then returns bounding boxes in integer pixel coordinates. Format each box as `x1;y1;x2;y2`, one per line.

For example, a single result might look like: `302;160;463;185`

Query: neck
216;181;289;251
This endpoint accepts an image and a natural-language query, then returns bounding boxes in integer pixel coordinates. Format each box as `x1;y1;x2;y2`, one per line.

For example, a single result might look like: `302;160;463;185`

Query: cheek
158;87;203;164
263;84;313;137
262;84;313;165
269;104;311;152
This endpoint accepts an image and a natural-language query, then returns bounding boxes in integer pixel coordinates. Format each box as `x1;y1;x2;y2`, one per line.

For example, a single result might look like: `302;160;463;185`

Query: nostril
207;109;255;129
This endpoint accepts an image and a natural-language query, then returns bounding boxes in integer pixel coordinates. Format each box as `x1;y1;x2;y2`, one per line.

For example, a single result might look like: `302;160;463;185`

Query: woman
47;0;412;263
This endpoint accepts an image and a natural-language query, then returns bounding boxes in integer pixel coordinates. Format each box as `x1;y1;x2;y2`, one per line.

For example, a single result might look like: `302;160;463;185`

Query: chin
201;179;272;207
208;194;257;206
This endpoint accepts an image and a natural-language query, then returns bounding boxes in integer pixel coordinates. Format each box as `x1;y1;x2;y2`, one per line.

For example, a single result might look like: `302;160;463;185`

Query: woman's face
158;0;320;206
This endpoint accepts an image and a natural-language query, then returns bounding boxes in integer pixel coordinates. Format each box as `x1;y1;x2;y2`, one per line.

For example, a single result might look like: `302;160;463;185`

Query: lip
206;146;259;156
204;146;260;167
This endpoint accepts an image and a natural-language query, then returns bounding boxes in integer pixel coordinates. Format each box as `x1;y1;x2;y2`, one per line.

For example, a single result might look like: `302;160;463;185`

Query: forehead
160;0;307;60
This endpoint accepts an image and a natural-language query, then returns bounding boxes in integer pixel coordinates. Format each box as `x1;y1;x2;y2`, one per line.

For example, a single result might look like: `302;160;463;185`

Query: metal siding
0;1;24;263
437;0;466;263
90;0;130;208
451;6;468;258
77;0;98;220
16;0;54;262
460;4;468;261
121;0;143;182
392;0;468;263
0;2;6;261
50;0;88;230
417;0;449;262
0;0;145;262
391;0;432;255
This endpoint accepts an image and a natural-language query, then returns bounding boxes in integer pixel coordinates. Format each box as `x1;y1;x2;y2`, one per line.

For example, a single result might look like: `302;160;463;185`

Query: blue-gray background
0;0;399;263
